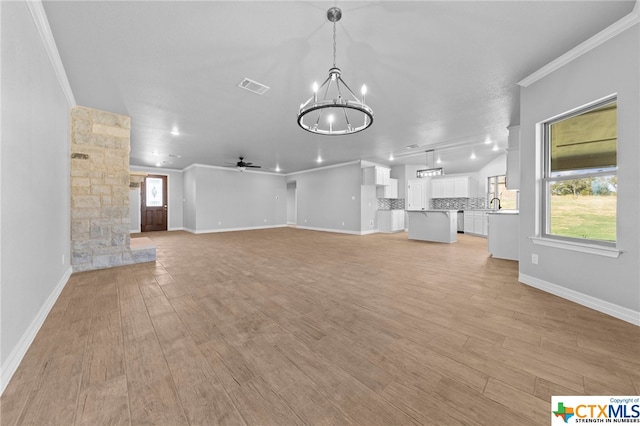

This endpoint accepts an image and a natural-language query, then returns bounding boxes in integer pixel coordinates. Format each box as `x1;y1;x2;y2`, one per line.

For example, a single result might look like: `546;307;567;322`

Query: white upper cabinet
431;176;470;198
407;179;427;210
363;166;391;186
506;125;520;190
377;178;398;198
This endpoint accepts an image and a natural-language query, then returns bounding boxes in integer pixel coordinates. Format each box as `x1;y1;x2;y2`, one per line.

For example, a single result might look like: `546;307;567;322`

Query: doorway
141;175;168;232
286;181;297;225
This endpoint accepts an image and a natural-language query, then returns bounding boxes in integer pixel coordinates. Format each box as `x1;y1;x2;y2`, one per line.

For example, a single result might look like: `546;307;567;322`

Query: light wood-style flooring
2;228;639;425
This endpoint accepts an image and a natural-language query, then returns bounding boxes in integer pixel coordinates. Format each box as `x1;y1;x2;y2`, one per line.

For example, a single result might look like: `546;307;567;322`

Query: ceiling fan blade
246;165;261;168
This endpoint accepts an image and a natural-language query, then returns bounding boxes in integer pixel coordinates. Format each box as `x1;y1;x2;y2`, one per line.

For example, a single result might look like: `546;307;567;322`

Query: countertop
487;209;519;215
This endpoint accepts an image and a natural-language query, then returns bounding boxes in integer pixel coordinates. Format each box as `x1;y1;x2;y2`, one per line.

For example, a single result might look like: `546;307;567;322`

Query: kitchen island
406;210;457;243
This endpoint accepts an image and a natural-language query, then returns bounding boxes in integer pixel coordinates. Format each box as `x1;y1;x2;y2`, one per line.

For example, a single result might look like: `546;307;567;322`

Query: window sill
530;237;621;258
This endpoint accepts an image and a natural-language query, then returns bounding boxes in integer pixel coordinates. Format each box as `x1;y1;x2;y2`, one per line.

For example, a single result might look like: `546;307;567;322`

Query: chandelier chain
332;21;337;68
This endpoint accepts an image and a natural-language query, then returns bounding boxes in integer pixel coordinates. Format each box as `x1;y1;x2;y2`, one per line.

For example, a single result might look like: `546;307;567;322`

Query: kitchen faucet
490;197;501;210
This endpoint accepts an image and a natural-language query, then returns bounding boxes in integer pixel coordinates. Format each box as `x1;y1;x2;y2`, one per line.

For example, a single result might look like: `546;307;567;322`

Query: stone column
70;106;134;271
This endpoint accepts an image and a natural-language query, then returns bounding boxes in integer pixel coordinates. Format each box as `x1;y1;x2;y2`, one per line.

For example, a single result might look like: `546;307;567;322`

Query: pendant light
417;150;444;177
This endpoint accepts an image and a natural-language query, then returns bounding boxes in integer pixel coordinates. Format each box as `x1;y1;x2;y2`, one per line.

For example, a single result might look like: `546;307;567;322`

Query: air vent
405;144;420;149
238;78;270;95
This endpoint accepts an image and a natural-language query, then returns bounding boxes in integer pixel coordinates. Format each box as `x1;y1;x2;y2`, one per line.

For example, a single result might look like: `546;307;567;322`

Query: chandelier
297;7;373;135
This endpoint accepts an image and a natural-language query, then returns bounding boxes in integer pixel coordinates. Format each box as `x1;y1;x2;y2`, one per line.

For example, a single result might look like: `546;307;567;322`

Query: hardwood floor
2;228;638;425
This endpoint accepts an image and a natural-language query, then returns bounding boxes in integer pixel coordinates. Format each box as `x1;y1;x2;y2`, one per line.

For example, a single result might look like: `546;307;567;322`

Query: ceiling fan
224;156;262;172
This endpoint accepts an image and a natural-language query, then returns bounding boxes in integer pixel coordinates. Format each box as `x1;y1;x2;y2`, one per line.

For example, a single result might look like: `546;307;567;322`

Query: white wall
183;166;197;232
130;166;184;231
286;181;296;224
360;184;378;234
1;1;72;392
286;162;362;234
129;188;140;232
192;165;286;233
519;23;639;322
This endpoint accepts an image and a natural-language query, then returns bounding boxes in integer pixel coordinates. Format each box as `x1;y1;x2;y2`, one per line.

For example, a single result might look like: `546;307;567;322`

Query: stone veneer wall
70;106;134;271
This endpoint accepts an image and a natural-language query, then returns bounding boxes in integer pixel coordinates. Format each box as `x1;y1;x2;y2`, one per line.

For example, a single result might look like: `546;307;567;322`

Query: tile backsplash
431;197;487;210
378;198;406;210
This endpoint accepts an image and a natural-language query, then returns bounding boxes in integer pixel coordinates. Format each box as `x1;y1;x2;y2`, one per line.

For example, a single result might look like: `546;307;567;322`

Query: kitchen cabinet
488;212;519;260
377;178;398;198
378;209;405;233
407;179;427;210
506;125;520;190
463;210;489;236
431;176;470;198
363;166;390;186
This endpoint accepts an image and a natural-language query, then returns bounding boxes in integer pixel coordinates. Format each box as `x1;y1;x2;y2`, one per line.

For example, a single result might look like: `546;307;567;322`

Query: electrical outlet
531;254;539;264
370;220;374;227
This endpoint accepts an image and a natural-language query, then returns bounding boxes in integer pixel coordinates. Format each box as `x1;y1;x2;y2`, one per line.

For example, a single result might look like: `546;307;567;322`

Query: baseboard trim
296;225;375;236
519;273;640;326
191;224;288;235
0;266;72;395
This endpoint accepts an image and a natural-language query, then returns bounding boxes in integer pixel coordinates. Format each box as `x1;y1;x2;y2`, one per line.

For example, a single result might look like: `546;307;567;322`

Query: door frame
141;174;169;232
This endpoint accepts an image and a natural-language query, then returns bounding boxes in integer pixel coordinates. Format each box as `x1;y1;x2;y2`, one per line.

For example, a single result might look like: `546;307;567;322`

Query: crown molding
284;160;361;177
518;5;639;87
26;0;76;107
182;163;283;176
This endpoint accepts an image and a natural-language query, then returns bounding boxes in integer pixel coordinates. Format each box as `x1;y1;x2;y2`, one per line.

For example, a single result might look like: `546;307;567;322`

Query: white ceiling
43;1;635;174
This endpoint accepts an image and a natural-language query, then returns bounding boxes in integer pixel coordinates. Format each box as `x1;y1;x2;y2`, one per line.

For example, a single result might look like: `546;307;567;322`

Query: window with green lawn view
543;97;617;245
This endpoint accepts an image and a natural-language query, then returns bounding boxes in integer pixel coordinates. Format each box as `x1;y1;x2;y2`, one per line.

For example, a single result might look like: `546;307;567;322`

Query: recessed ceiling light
155;162;161;167
493;145;499;151
317;156;323;163
152;151;160;156
485;138;492;144
275;165;281;172
389;154;394;161
170;127;180;136
470;153;476;159
436;157;442;164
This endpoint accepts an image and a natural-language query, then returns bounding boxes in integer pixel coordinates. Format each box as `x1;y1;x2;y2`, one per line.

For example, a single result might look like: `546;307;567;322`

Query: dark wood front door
141;175;168;232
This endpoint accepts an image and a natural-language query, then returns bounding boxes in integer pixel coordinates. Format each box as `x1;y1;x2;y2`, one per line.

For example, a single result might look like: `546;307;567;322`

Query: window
145;177;164;207
542;97;617;245
487;175;518;210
